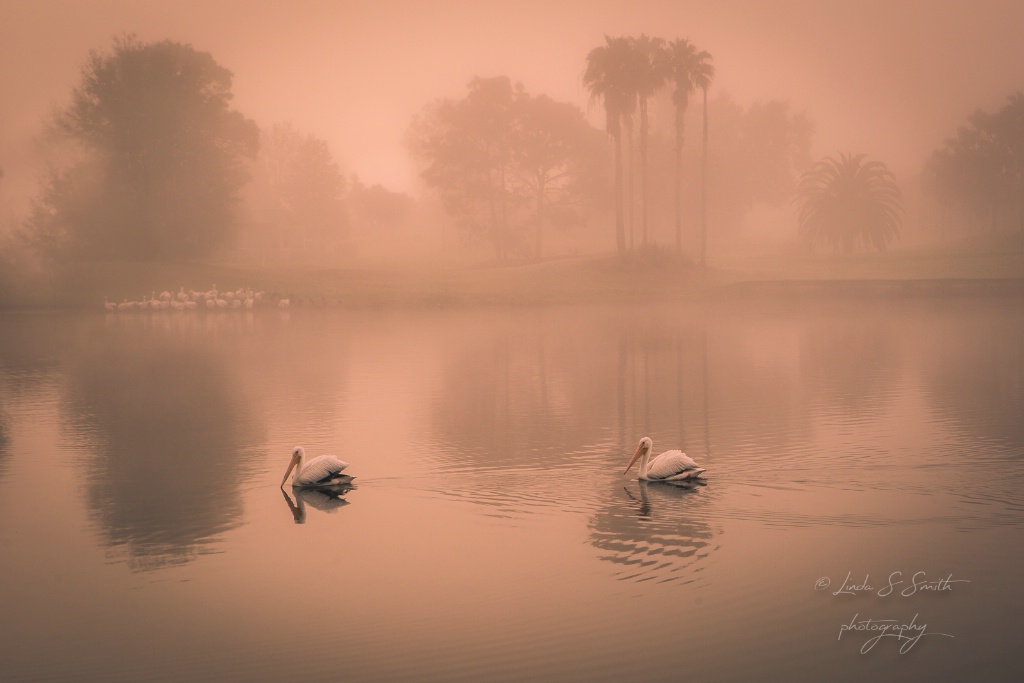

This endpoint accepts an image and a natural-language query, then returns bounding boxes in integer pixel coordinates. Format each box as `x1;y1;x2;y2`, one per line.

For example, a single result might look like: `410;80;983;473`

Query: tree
631;35;667;248
796;153;903;253
409;76;522;259
242;122;348;264
695;51;715;266
924;93;1024;235
512;94;604;258
643;92;812;247
348;176;414;236
26;35;258;262
662;38;714;258
583;35;636;257
409;76;601;260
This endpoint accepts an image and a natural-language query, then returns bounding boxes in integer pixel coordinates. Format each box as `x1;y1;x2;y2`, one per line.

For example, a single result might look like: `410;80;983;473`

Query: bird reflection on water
625;477;707;517
590;477;717;585
281;483;355;524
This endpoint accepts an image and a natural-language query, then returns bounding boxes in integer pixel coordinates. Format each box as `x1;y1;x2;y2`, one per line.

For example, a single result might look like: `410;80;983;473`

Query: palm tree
796;153;903;253
663;39;714;258
694;55;715;267
583;35;636;257
631;34;666;248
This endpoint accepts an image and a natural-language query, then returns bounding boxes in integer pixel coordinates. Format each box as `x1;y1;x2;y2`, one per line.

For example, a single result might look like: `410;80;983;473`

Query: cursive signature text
838;613;953;654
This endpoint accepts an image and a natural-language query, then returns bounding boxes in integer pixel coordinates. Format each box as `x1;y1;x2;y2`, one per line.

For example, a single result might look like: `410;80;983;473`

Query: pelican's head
623;437;653;474
281;447;306;487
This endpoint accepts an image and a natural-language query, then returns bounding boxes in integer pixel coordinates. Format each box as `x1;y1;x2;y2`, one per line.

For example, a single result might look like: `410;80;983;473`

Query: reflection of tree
430;315;586;469
0;405;9;480
920;303;1024;446
798;306;902;419
61;319;263;571
589;480;718;585
429;309;723;523
429;306;808;471
0;313;70;481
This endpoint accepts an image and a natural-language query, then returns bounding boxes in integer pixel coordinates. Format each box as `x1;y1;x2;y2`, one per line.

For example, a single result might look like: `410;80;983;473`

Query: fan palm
663;39;714;258
796;153;903;253
631;34;666;248
583;35;636;256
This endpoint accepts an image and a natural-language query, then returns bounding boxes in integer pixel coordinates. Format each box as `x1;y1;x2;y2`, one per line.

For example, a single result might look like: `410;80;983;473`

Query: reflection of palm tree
590;480;717;585
281;485;352;524
0;410;9;480
663;39;714;258
796;153;903;253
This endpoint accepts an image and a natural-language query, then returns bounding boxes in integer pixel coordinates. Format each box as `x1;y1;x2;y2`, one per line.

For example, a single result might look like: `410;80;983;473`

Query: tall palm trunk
613;130;626;255
640;97;650;248
624;114;635;252
699;87;709;267
535;173;545;259
674;106;685;255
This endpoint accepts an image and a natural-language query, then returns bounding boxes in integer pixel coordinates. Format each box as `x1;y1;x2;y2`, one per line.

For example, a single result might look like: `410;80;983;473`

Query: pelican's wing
296;454;350;485
645;450;703;480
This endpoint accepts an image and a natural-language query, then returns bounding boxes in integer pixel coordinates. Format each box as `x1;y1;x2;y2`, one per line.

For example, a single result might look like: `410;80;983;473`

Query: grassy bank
3;245;1024;310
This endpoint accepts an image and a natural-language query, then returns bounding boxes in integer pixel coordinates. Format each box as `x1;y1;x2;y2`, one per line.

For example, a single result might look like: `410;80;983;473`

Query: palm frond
796;153;903;253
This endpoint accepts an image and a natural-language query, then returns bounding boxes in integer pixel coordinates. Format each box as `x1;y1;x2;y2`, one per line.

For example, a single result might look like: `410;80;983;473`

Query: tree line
5;32;1017;273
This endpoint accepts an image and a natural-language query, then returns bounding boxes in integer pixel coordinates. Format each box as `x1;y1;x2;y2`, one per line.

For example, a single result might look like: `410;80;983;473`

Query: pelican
281;446;352;488
624;437;706;481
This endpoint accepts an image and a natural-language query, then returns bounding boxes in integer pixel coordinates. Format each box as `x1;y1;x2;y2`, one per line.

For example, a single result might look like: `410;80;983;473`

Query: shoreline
2;254;1023;311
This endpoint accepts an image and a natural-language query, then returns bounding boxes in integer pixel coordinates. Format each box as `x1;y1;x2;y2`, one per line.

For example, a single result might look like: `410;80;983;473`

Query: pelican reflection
625;477;706;515
591;479;716;585
281;484;355;524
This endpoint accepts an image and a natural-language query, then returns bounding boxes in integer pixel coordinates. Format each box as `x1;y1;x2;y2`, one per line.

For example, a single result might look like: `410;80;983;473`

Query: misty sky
2;0;1023;206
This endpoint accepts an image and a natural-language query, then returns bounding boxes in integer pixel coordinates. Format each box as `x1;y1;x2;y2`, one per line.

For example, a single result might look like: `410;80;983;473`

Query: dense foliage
924;93;1024;234
27;35;258;263
408;76;603;260
242;122;348;264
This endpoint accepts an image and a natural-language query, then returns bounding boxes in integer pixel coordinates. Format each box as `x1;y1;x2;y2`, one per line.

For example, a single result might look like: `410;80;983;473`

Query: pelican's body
624;437;706;481
281;446;352;488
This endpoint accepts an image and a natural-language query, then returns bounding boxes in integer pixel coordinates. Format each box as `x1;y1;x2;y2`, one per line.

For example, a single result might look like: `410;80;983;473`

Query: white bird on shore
623;437;706;481
281;447;352;488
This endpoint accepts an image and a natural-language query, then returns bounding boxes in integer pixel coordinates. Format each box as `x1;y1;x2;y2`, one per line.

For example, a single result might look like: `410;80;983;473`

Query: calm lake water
0;297;1021;682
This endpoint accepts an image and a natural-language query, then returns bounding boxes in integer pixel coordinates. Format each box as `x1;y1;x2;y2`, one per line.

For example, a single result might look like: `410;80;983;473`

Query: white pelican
281;446;352;488
624;437;706;481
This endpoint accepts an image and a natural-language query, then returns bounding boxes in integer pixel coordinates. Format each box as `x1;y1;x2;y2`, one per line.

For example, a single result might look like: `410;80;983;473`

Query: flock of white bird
104;285;290;312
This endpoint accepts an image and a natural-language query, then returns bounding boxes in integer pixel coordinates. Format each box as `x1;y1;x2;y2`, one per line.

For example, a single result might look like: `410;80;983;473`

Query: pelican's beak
623;442;645;474
281;452;300;487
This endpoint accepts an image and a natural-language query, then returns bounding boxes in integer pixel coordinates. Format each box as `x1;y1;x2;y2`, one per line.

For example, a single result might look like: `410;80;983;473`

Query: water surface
0;299;1021;682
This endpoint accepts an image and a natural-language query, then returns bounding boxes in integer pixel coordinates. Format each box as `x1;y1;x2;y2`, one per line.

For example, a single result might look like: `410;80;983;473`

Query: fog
1;0;1023;271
